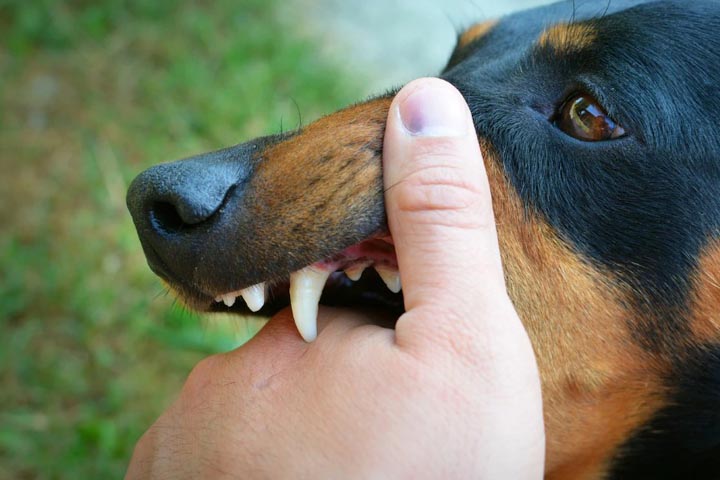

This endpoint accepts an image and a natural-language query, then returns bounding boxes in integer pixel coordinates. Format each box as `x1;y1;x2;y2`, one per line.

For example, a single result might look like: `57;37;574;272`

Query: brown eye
556;94;626;141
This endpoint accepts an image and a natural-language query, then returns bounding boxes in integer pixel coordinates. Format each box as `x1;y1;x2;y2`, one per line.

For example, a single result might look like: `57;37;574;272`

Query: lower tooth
222;294;236;307
289;267;331;342
241;283;266;312
375;266;402;293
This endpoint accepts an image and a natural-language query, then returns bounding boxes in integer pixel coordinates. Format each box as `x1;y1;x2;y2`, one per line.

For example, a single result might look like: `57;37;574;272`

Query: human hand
126;78;545;479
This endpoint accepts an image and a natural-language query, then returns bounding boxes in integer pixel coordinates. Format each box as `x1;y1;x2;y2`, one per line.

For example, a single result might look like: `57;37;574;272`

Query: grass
0;0;364;477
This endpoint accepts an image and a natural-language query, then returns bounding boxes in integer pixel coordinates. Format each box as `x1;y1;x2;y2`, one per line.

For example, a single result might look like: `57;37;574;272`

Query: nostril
149;201;190;235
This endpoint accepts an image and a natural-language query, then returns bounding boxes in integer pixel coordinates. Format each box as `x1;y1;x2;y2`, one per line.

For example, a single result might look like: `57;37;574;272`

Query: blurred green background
0;0;365;477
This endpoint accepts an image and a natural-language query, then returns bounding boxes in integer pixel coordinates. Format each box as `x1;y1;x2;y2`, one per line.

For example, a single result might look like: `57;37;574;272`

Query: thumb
383;77;509;347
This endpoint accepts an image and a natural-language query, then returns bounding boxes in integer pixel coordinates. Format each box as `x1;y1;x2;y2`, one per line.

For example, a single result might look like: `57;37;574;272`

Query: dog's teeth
375;266;402;293
241;283;266;312
222;293;237;307
344;263;370;281
289;267;331;342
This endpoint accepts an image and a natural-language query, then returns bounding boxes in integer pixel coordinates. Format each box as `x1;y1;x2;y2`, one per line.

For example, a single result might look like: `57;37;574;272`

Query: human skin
126;77;545;479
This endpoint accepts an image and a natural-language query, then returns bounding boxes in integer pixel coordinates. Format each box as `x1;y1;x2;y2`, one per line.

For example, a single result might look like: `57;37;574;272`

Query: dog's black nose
128;147;249;232
126;142;262;280
128;152;240;233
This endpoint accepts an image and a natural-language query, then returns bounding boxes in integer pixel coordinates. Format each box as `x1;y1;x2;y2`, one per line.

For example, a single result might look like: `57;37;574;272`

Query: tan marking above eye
538;23;597;52
458;19;498;48
555;94;626;142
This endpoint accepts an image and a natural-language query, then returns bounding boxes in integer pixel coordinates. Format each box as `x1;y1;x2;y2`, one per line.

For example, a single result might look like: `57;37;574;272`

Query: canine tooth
222;293;237;307
375;266;402;293
289;267;331;342
344;263;370;281
241;283;266;312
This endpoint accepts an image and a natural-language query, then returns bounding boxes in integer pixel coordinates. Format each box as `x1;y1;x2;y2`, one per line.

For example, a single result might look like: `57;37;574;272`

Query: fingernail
398;81;469;137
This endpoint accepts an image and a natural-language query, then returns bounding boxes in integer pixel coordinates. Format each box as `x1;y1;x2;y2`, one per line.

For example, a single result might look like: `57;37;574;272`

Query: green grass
0;1;364;477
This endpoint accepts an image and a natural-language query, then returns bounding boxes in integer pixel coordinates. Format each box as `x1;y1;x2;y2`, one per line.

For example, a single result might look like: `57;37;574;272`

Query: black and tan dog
127;0;720;478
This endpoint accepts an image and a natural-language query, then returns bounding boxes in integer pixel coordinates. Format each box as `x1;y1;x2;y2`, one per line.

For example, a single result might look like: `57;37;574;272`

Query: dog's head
127;1;720;477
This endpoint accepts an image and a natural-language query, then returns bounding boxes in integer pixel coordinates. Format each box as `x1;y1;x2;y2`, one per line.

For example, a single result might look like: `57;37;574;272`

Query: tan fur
242;97;393;271
483;149;667;478
458;20;499;48
689;241;720;345
538;23;597;52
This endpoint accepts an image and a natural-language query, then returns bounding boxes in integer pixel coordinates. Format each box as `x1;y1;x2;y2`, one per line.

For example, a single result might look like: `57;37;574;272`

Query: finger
383;78;510;347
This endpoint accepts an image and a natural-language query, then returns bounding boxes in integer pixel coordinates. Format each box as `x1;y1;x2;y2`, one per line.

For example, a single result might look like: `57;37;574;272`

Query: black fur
609;346;720;478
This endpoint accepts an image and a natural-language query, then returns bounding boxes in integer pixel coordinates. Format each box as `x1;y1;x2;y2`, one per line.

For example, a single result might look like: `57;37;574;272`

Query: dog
126;0;720;477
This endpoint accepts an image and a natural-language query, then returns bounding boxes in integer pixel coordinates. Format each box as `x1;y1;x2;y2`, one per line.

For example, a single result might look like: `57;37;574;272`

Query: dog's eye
555;94;626;141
